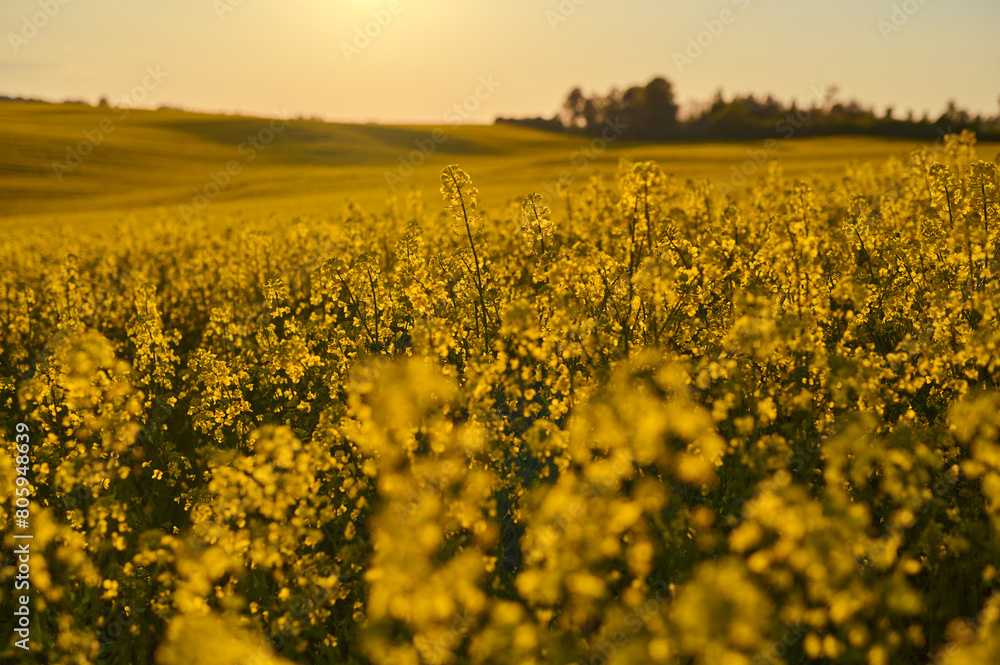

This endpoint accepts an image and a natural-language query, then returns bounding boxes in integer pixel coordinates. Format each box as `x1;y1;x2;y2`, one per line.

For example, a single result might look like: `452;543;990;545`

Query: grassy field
4;101;1000;664
4;101;998;232
3;122;1000;664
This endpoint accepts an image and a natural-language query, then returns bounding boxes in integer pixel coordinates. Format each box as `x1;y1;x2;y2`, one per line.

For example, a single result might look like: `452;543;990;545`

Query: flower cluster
1;133;999;664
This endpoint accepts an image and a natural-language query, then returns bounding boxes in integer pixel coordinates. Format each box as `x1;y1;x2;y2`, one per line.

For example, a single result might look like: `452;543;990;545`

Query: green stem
449;171;490;349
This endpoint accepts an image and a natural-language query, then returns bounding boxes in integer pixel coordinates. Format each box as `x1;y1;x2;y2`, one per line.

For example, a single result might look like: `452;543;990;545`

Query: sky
1;0;998;124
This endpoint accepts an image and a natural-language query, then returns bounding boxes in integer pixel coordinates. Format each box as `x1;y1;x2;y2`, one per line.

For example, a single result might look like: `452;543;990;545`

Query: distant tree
503;78;1000;141
600;87;624;127
940;100;970;126
562;87;586;128
495;115;564;132
582;97;599;129
823;86;839;111
617;85;644;137
640;77;679;140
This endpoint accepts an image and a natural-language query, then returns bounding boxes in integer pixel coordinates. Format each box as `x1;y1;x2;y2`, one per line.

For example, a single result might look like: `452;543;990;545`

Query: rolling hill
2;101;997;231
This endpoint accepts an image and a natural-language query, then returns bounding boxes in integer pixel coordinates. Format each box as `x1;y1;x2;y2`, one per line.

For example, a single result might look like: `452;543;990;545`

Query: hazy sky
2;0;998;124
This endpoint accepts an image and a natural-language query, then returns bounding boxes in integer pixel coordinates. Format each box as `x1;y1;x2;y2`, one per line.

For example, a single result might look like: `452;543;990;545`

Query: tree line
495;76;1000;142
